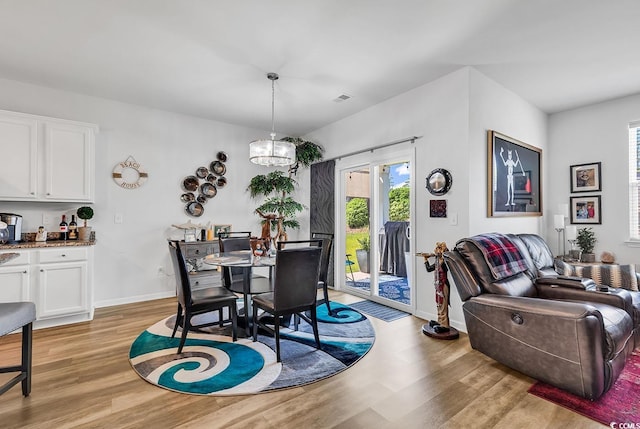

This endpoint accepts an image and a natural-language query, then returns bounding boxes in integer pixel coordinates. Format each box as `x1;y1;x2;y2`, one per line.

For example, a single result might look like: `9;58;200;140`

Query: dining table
203;250;275;335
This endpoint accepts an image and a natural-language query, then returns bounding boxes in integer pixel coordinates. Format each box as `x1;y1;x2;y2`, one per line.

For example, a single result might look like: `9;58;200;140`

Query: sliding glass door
338;146;414;312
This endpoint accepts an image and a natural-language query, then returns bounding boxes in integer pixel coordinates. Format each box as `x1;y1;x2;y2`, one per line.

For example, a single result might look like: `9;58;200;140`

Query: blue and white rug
352;275;410;305
129;302;374;395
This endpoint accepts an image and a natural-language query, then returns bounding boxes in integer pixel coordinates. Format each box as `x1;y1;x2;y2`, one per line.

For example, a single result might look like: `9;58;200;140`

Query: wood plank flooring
0;292;603;428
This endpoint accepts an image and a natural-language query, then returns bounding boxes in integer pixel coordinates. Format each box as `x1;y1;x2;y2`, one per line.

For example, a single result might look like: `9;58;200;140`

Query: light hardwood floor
0;292;603;429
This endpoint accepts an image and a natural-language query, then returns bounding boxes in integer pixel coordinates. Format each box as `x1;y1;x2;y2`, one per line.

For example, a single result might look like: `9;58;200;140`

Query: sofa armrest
536;275;597;290
536;282;634;318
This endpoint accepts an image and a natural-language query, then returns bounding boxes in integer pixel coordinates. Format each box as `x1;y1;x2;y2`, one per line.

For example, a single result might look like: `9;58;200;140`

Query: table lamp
554;214;565;258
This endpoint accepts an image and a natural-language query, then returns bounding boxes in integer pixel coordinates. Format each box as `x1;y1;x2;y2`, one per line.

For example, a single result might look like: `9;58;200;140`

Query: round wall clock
426;168;452;196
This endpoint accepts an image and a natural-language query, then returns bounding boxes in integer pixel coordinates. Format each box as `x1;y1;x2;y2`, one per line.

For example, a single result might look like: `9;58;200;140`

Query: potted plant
576;227;597;262
356;235;370;274
76;206;94;241
247;138;323;247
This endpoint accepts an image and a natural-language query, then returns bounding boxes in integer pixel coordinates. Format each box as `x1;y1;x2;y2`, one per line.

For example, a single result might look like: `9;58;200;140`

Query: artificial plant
576;227;597;254
247;137;323;245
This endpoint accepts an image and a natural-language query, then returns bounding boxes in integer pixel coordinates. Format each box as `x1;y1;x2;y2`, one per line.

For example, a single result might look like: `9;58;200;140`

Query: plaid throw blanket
466;233;528;280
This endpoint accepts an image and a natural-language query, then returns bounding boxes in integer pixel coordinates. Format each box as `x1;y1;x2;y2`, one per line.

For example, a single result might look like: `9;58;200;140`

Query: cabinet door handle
61;254;66;257
195;249;200;254
23;270;27;274
40;269;44;272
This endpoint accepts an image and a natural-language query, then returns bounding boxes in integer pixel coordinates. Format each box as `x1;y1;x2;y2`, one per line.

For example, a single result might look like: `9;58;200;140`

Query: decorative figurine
417;242;459;340
35;226;47;242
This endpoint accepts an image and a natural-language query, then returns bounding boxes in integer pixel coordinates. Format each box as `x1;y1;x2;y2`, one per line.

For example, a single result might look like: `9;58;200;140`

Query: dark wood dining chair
168;241;237;353
0;301;36;397
311;232;334;313
251;244;323;362
218;232;272;292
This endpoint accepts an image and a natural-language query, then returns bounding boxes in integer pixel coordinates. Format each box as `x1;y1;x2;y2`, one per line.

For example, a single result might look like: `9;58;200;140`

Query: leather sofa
443;232;637;400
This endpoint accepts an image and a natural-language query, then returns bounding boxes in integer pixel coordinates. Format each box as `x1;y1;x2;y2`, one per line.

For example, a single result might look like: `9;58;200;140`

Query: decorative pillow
574;264;638;291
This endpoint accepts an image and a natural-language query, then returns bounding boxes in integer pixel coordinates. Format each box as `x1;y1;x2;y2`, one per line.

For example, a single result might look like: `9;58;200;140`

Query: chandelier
249;72;296;167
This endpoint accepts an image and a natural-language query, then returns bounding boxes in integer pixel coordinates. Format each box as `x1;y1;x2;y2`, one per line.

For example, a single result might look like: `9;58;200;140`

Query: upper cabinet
0;109;98;202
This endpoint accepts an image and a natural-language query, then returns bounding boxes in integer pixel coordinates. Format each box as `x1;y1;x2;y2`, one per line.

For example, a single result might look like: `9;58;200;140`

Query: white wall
468;68;548;235
548;93;640;264
0;77;285;306
305;67;548;331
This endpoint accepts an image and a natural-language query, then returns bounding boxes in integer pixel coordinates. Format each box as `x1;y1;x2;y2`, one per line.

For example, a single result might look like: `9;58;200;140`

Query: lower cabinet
0;266;31;302
0;246;94;329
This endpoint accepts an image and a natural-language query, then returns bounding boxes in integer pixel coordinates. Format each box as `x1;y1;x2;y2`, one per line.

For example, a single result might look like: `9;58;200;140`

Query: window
629;121;640;240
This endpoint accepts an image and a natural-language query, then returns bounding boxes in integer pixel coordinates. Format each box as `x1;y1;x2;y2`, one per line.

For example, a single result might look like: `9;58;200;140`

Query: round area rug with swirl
129;302;375;395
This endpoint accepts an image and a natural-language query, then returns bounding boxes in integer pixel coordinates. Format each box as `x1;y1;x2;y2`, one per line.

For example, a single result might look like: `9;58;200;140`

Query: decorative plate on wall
180;192;195;203
200;182;217;198
182;176;199;192
196;166;209;178
186;201;204;217
210;160;226;176
180;152;229;217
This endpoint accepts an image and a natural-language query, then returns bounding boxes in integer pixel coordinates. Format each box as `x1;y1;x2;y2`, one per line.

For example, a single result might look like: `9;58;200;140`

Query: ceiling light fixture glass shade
249;72;296;167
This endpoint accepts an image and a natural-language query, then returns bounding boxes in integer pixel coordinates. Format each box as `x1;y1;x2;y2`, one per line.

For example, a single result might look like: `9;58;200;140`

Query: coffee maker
0;213;23;243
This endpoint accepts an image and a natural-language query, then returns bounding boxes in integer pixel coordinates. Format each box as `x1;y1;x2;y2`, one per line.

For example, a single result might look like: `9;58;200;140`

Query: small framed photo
570;162;601;193
570;195;601;224
213;224;232;238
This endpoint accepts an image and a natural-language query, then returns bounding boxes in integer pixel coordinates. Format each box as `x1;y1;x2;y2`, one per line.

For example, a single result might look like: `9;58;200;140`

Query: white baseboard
94;291;175;309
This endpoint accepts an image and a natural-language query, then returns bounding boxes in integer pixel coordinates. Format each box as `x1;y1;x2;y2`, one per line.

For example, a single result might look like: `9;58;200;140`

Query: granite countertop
0;252;19;264
0;239;96;250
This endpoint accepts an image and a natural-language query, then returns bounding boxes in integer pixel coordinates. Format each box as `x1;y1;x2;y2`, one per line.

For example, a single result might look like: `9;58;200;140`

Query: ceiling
1;0;639;136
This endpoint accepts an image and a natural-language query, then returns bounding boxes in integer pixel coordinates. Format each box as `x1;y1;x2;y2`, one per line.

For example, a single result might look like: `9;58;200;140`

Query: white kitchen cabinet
37;260;88;319
0;114;38;199
0;109;98;202
36;248;91;320
0;251;31;302
0;246;94;328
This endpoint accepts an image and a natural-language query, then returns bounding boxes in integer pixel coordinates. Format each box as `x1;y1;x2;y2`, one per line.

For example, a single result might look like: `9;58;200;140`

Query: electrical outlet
114;213;123;224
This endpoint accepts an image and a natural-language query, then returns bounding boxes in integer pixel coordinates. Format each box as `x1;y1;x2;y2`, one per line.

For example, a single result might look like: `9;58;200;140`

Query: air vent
333;94;351;102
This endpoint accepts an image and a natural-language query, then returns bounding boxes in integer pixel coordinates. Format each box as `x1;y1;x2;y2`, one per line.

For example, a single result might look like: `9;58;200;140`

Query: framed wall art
213;224;232;238
570;162;601;193
570;195;601;224
487;130;542;217
430;199;447;217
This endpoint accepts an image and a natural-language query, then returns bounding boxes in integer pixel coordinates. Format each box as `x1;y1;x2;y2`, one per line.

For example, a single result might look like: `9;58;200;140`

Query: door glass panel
375;161;411;305
344;168;371;292
342;160;411;308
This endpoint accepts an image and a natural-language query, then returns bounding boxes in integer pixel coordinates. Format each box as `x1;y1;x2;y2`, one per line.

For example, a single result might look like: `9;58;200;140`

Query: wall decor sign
487;130;542;217
570;162;601;193
570;195;602;224
112;155;148;189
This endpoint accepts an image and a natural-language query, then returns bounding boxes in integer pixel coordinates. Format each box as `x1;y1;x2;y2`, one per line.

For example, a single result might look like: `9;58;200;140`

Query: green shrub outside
389;187;410;221
346;198;369;228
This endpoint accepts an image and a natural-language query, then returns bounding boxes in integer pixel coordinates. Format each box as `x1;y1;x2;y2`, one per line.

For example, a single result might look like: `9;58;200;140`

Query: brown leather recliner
444;232;635;400
514;233;640;348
